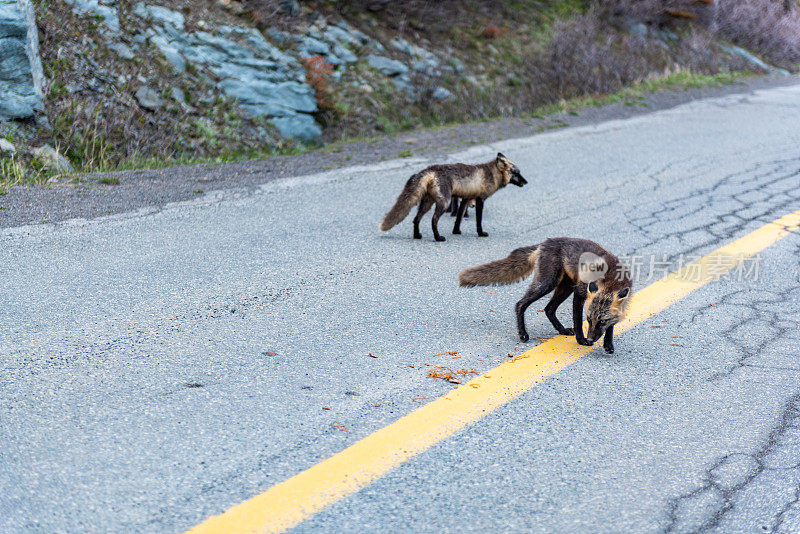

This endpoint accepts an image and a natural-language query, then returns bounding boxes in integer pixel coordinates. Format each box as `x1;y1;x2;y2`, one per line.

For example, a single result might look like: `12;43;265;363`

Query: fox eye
618;288;630;298
588;281;598;293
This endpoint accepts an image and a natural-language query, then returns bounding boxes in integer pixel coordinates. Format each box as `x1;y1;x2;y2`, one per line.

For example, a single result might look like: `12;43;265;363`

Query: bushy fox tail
458;245;539;287
379;171;432;232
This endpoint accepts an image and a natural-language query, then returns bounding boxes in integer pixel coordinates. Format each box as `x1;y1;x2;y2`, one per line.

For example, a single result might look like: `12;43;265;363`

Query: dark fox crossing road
3;84;800;533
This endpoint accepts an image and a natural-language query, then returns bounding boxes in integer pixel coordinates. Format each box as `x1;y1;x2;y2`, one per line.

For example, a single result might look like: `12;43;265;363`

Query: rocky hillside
1;0;799;188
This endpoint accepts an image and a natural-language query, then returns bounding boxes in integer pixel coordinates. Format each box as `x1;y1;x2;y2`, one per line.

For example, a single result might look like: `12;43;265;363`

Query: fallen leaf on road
427;366;477;384
710;303;717;307
412;397;428;403
368;352;377;358
650;325;665;328
470;384;480;389
331;422;348;432
433;350;458;356
322;407;331;410
263;351;278;356
484;290;497;294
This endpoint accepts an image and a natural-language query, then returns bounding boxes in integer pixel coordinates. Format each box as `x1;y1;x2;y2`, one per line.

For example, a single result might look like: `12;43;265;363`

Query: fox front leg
603;325;615;354
475;198;488;237
572;291;593;346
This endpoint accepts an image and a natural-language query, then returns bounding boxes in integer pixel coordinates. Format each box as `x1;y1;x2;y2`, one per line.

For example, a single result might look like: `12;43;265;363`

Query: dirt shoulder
2;73;797;229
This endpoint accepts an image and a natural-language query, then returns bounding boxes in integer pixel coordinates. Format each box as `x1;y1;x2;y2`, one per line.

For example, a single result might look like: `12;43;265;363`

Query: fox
458;237;632;353
379;153;527;242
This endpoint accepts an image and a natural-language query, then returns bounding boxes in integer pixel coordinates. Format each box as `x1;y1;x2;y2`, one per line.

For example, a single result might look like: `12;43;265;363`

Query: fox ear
588;281;599;293
618;288;630;298
496;153;508;169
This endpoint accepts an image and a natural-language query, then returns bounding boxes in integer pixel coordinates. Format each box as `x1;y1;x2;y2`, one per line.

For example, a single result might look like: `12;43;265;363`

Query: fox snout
586;320;605;344
510;172;527;187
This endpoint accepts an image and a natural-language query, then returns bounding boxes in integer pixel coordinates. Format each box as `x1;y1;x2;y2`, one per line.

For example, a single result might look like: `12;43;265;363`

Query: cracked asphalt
2;82;800;533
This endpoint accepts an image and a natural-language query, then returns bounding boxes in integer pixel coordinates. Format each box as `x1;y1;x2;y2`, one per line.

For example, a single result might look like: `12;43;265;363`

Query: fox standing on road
379;153;527;241
458;237;632;353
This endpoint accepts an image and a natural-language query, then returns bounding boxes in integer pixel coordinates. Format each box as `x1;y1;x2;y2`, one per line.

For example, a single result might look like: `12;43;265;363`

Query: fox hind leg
544;278;575;335
413;197;433;239
452;198;469;234
431;197;448;242
515;263;560;342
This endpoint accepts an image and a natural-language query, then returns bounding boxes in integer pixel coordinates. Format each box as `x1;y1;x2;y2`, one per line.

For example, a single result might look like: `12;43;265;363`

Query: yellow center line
189;210;800;534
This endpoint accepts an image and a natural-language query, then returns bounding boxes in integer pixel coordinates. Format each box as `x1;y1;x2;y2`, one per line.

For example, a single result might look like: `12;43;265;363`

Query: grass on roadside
0;69;751;193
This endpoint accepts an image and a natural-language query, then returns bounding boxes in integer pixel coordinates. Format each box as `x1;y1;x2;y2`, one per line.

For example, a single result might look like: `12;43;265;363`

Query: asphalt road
2;83;800;533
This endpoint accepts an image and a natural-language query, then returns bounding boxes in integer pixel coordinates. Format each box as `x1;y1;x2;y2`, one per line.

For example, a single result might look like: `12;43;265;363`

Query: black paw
453;229;461;235
604;345;615;354
434;236;446;242
560;328;575;335
478;231;489;237
519;332;529;342
576;338;594;346
413;233;422;239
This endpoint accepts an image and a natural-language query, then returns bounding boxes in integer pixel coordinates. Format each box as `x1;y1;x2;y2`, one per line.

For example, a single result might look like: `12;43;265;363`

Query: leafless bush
713;0;800;68
600;0;800;69
601;0;713;26
533;14;670;99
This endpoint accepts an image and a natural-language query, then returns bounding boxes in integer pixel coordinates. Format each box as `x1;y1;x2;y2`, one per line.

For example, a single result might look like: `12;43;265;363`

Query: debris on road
331;422;348;432
368;352;378;358
427;366;477;384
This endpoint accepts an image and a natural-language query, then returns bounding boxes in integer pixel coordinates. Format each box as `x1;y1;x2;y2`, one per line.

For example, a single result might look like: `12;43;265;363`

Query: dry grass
603;0;800;69
34;0;280;173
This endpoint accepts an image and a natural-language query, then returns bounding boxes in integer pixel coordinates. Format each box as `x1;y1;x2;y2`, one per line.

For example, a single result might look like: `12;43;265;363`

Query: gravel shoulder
1;73;798;229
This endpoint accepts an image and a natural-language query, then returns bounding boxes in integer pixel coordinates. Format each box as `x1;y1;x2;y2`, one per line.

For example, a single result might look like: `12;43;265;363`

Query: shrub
301;55;335;111
713;0;800;69
600;0;800;69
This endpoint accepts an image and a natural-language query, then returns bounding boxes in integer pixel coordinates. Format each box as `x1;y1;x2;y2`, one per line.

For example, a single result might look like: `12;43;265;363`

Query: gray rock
391;74;413;93
134;86;164;110
350;28;371;46
132;2;184;30
170;87;185;103
220;79;316;114
266;28;292;44
722;44;790;76
31;145;73;173
108;41;134;59
65;0;119;33
0;137;15;155
367;55;408;76
281;0;299;17
193;31;247;58
150;35;186;73
412;58;438;75
268;114;321;141
389;38;414;56
299;36;330;57
332;43;357;64
628;23;648;39
432;86;453;100
0;0;44;121
324;26;359;47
